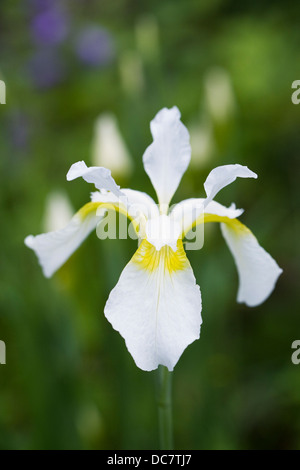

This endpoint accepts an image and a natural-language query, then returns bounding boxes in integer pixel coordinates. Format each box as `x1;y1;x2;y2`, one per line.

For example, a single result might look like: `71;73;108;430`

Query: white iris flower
25;107;282;372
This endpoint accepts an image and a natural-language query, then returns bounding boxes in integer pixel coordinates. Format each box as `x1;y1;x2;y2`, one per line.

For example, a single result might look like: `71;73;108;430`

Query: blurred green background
0;0;299;450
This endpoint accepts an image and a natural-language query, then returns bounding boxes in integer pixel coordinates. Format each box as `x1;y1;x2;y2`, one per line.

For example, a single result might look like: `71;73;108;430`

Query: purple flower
28;49;66;89
75;27;115;67
31;6;69;45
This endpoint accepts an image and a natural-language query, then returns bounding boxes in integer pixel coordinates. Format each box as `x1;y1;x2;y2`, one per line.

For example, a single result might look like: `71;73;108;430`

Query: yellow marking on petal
78;202;102;219
132;239;189;274
77;201;140;234
204;214;252;235
183;213;250;238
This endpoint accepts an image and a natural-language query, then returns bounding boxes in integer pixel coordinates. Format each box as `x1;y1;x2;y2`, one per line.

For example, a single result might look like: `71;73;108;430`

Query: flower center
145;214;181;251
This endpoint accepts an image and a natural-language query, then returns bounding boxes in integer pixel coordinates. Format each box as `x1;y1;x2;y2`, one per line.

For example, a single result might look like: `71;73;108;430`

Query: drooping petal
203;164;257;203
104;239;202;371
25;188;156;278
142;107;191;207
25;202;102;278
172;199;282;306
220;220;282;307
67;160;123;197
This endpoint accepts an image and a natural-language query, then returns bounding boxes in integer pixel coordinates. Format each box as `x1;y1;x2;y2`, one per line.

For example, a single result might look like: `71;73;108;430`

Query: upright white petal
121;188;159;220
25;202;102;278
204;67;236;123
143;107;191;207
43;190;74;232
92;114;133;178
104;240;202;371
204;164;257;203
221;221;282;307
67;161;123;197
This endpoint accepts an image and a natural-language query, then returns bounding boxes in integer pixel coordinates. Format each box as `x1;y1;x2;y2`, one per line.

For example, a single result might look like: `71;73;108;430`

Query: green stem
156;365;174;450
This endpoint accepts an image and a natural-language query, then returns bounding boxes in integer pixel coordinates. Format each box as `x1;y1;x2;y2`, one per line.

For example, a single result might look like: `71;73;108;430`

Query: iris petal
104;239;202;371
143;107;191;207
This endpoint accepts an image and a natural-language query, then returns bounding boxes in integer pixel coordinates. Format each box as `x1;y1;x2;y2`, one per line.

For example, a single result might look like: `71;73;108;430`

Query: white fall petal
220;221;283;307
104;240;202;371
25;203;101;278
25;186;157;279
173;196;282;308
